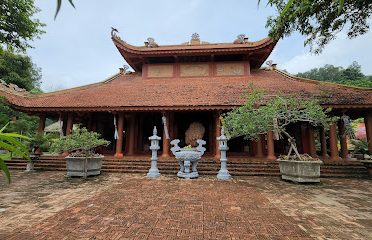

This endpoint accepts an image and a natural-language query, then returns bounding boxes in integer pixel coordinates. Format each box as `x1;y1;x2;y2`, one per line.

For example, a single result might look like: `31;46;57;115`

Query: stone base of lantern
217;169;231;180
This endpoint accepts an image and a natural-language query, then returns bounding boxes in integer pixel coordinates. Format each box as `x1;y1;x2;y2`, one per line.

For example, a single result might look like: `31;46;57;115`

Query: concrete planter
65;156;103;177
278;159;323;183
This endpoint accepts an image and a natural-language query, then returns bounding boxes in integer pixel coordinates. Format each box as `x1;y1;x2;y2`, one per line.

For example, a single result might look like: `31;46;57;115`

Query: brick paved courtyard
0;172;371;240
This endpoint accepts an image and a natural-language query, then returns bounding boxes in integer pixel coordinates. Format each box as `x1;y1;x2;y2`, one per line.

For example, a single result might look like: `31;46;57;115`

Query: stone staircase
5;155;369;178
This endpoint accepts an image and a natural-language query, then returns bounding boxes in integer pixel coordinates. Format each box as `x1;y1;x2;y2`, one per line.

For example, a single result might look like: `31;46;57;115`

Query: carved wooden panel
216;63;245;76
180;64;209;77
147;65;174;78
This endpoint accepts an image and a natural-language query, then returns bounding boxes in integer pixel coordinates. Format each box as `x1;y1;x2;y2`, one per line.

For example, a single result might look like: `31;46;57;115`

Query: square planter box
65;156;103;177
278;159;323;183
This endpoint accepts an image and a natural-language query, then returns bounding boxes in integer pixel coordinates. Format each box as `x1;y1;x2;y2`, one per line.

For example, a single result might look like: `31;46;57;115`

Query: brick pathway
0;172;371;239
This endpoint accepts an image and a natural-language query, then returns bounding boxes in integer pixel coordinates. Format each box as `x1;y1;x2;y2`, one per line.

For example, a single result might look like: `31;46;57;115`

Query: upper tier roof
2;69;371;113
112;33;276;71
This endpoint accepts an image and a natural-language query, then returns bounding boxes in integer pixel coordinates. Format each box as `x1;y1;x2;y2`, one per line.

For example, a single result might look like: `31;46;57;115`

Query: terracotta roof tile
2;70;372;112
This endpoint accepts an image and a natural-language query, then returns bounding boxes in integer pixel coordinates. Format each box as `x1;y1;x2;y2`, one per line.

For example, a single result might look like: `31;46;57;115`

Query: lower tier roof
1;69;372;112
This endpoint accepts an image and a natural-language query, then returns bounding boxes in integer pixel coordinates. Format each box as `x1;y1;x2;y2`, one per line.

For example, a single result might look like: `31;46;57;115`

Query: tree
0;49;42;91
297;62;372;88
263;0;372;53
0;0;45;52
223;88;331;160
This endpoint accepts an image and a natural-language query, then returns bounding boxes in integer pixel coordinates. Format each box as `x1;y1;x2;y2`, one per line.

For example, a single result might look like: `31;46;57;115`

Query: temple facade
1;31;372;161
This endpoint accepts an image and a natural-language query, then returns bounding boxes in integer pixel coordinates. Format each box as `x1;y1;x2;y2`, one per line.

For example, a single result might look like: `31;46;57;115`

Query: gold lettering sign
147;65;174;78
216;63;245;76
180;64;209;77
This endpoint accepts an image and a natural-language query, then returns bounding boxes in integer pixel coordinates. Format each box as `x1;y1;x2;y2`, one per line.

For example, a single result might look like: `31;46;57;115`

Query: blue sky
28;0;372;92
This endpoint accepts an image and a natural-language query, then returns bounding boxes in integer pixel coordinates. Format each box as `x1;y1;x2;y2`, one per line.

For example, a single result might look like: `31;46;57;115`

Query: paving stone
0;171;371;239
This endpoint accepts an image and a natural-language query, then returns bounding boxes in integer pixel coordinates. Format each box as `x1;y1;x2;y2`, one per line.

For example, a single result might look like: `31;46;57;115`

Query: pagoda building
1;31;372;161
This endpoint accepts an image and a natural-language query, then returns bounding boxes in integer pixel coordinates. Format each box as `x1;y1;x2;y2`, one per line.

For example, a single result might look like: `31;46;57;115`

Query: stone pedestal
217;128;231;180
147;126;161;178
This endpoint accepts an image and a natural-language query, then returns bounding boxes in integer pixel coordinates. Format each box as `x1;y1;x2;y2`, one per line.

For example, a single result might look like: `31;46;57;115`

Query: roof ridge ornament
234;34;249;44
190;33;201;45
144;37;158;48
111;27;119;38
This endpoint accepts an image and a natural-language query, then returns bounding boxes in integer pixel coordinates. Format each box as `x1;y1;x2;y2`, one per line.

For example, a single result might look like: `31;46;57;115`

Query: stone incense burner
170;139;206;179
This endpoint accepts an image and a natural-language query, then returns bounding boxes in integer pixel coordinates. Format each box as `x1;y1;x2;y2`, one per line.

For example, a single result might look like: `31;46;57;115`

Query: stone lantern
217;127;231;180
147;126;161;178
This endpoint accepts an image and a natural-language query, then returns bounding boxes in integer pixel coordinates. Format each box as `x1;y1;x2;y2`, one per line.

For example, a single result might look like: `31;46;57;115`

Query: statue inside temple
185;122;205;147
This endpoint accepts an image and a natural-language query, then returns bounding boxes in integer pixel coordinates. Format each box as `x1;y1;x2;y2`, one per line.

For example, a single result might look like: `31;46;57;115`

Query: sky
28;0;372;92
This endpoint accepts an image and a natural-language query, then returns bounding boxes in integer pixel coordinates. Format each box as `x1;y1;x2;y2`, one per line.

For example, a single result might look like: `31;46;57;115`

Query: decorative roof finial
191;32;200;40
234;34;249;44
111;27;119;38
145;37;158;48
190;33;201;45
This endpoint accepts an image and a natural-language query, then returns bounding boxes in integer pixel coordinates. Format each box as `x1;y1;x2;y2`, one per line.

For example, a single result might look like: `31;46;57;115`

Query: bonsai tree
0;123;30;183
223;89;333;160
50;126;110;157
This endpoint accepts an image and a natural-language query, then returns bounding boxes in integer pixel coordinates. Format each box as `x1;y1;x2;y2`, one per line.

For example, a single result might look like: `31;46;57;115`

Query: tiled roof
2;70;372;112
112;37;276;71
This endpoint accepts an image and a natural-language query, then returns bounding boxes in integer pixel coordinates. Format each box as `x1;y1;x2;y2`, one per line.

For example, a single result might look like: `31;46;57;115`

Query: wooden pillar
267;131;276;160
35;115;46;154
66;113;74;136
114;113;124;158
329;123;339;161
301;124;310;154
364;114;372;155
162;112;170;158
338;120;348;159
127;115;135;156
214;112;221;159
255;136;264;158
308;126;317;158
37;115;46;134
319;127;328;159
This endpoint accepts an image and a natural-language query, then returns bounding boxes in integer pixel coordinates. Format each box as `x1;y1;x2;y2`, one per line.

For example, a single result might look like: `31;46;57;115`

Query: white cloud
280;30;372;75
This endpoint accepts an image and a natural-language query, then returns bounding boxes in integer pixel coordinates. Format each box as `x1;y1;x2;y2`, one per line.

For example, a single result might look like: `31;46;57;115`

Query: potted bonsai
50;126;110;178
223;88;332;183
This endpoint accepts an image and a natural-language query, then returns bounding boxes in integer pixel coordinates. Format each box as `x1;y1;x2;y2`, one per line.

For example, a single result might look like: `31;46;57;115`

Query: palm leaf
2;132;30;140
280;0;295;18
0;122;9;133
0;134;30;157
0;141;29;160
0;157;11;184
55;0;75;19
338;0;344;14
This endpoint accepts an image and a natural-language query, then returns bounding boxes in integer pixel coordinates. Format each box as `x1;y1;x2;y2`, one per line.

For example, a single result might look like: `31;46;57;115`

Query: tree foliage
50;126;110;157
0;49;42;91
0;0;45;52
223;88;332;159
264;0;372;53
297;61;372;88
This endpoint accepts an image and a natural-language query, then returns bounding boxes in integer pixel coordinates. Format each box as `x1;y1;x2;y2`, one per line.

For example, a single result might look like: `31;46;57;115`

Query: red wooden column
308;126;317;158
214;112;221;159
267;131;276;160
114;113;124;158
37;115;46;134
319;127;328;159
338;120;348;159
162;112;170;158
255;136;264;158
365;114;372;155
35;115;46;154
329;123;339;161
127;115;135;156
65;113;74;136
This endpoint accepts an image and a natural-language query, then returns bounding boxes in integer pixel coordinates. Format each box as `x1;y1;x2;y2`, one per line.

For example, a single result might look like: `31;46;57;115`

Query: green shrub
50;126;110;157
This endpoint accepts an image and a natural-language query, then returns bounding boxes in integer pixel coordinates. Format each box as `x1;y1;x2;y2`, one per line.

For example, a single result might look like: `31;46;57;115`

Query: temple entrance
174;111;213;154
